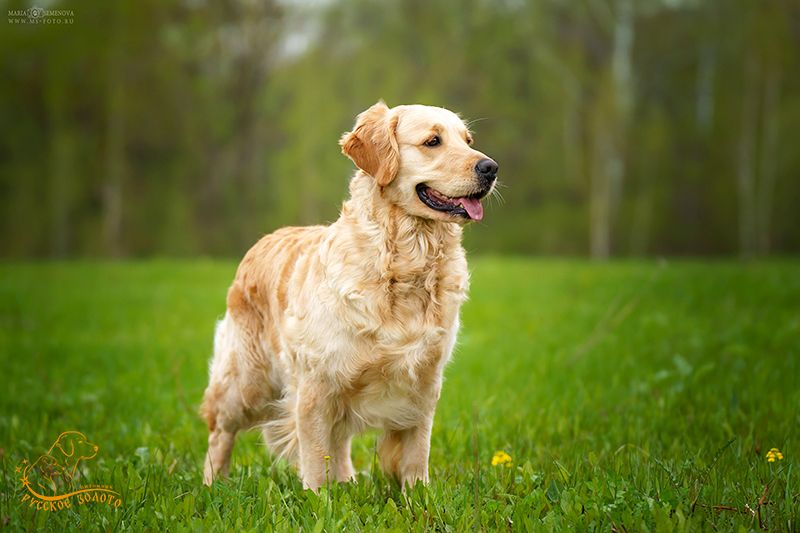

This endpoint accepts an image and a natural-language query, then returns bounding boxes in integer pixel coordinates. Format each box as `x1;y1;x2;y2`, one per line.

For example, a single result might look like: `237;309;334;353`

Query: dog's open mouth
416;184;486;221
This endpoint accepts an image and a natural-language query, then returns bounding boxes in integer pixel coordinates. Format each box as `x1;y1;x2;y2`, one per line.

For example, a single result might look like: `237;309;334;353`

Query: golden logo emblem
16;431;122;511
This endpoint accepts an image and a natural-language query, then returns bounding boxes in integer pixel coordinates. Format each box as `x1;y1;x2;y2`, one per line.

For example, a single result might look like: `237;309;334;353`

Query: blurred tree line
1;0;798;258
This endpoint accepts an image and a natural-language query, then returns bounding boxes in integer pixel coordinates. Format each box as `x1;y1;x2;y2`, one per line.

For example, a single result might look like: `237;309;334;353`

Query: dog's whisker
488;186;506;206
465;117;489;127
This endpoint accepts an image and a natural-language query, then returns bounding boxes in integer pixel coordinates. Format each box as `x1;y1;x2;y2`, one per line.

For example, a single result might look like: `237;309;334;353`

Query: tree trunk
104;4;125;257
695;44;716;134
48;108;74;257
736;54;759;258
756;64;781;255
589;128;613;260
590;0;634;260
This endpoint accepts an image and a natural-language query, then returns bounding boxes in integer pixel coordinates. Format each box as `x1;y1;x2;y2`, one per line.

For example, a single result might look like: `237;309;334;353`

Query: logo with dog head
16;431;122;511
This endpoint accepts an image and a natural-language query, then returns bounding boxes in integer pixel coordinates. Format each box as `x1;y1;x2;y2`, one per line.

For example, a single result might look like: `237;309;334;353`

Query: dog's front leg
379;415;434;491
296;380;333;491
330;423;356;482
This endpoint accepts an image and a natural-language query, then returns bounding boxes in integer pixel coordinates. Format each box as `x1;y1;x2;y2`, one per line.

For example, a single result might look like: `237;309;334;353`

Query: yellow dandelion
491;450;512;467
766;448;783;462
324;455;331;461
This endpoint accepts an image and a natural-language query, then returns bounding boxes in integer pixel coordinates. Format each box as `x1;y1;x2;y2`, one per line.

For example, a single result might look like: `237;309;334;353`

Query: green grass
1;259;798;531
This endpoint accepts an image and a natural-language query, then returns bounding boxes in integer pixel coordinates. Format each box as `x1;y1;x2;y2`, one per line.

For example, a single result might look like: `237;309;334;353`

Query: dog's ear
55;437;74;457
340;101;399;187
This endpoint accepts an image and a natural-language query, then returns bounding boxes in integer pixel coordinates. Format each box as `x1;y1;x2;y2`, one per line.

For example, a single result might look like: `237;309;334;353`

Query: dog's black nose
475;158;498;180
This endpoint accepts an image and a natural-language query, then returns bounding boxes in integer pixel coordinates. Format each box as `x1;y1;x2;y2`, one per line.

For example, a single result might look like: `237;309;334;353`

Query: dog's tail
259;395;299;464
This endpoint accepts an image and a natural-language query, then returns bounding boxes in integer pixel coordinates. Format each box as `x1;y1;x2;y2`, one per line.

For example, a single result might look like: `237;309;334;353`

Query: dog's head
52;431;99;463
340;101;498;223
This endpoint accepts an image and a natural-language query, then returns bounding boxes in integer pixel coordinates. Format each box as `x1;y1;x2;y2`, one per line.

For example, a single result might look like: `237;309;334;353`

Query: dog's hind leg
201;373;238;485
200;313;250;485
203;427;236;485
201;281;280;485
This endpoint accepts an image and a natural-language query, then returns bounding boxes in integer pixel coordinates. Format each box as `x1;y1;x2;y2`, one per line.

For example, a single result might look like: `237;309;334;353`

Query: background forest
2;3;799;530
1;0;798;259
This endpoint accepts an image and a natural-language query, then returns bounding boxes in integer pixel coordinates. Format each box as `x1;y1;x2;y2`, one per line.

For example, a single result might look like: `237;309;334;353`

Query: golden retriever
200;101;498;491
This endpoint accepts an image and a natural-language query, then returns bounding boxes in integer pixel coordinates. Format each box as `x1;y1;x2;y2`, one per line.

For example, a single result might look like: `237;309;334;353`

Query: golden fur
201;102;497;490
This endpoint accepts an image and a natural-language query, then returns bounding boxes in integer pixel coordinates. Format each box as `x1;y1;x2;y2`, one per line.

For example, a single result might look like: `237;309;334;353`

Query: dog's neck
340;172;464;282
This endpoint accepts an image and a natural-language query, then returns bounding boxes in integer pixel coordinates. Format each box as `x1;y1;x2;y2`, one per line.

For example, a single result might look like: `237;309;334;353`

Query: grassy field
0;259;798;531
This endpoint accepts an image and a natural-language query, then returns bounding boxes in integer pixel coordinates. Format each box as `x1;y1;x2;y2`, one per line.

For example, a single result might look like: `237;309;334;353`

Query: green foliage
0;259;797;530
1;0;799;258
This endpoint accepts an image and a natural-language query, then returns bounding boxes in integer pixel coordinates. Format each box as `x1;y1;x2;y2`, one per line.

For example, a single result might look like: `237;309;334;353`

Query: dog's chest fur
275;193;469;429
318;257;467;430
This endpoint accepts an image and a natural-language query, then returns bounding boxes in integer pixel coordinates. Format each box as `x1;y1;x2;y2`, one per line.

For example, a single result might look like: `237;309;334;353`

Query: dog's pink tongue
459;197;484;221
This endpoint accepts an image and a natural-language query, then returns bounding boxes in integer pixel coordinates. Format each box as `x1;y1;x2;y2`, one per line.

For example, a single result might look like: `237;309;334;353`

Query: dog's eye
424;136;441;147
466;137;473;145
